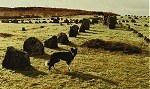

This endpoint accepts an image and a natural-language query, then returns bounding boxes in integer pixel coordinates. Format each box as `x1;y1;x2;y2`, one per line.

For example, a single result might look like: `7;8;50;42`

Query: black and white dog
45;48;77;71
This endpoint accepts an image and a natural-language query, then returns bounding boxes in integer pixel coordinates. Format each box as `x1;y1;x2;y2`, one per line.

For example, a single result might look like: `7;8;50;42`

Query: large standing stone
44;35;58;49
2;46;31;70
57;33;69;45
103;15;109;25
79;18;90;32
69;25;79;37
107;16;117;29
23;37;44;56
92;18;99;24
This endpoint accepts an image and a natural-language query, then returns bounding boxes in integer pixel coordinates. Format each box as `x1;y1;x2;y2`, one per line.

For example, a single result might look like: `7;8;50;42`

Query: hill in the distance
0;7;118;19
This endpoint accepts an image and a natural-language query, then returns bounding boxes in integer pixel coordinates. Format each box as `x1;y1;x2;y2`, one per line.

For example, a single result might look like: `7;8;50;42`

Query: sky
0;0;149;16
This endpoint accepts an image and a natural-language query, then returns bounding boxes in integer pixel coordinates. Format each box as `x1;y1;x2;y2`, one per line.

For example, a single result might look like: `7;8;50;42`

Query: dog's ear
71;47;77;50
70;48;74;51
75;48;78;51
71;47;78;52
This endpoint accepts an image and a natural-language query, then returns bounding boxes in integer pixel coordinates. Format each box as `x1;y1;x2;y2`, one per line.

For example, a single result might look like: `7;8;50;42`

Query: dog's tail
45;60;49;67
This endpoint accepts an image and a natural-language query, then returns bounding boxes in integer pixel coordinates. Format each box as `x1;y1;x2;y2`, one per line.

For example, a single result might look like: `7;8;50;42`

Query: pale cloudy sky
0;0;149;16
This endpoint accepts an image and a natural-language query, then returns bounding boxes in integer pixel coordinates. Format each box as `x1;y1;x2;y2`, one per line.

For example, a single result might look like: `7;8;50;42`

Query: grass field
0;15;149;89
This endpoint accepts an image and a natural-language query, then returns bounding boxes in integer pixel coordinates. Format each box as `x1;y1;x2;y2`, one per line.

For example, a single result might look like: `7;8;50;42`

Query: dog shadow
14;66;47;78
65;71;119;86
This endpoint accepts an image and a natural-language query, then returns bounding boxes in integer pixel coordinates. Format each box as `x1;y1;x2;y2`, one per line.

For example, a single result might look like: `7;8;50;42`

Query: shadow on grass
68;41;78;48
115;28;130;31
142;50;150;57
89;30;105;33
33;53;50;60
58;41;78;48
84;31;98;34
54;47;69;51
78;34;91;36
76;36;85;39
14;67;47;78
66;71;119;86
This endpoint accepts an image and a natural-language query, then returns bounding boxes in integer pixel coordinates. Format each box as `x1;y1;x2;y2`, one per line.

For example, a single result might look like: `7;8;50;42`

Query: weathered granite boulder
107;16;117;29
69;25;79;37
23;37;44;56
44;36;58;49
79;18;90;32
57;33;69;45
2;46;31;70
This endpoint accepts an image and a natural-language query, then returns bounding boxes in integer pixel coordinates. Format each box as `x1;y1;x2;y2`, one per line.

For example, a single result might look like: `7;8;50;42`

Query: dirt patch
81;39;142;54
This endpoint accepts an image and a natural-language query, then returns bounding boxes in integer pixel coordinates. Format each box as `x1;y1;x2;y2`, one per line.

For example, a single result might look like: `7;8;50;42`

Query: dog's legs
48;64;54;71
49;65;57;71
48;66;52;71
53;65;57;70
66;64;72;72
66;61;72;72
48;59;60;71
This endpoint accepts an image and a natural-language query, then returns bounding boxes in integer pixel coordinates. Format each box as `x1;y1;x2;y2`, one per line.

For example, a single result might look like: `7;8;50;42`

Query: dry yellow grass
0;15;149;89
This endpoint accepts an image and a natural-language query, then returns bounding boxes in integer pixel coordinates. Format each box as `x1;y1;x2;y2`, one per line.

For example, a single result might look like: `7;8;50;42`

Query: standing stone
44;35;58;49
1;20;9;23
144;24;149;27
64;19;70;25
74;19;79;24
22;27;26;31
2;46;31;70
53;19;59;23
73;25;79;33
23;37;44;56
35;21;38;24
79;18;90;32
144;36;150;43
92;18;99;24
69;25;79;37
57;33;69;45
57;17;60;20
103;15;109;25
29;21;32;23
42;21;47;23
11;19;18;23
107;16;117;29
79;20;83;23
